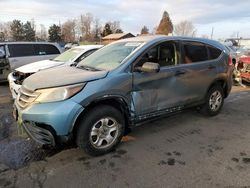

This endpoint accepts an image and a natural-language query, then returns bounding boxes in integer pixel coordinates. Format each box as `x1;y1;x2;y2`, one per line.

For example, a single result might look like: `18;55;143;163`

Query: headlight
34;83;85;103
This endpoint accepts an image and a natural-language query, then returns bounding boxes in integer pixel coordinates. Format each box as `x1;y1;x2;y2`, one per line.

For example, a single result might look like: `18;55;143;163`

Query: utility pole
211;27;214;39
236;32;239;39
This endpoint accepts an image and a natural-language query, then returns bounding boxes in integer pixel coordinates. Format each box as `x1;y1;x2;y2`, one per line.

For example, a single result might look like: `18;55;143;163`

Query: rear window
8;44;35;57
183;42;208;64
207;45;222;59
34;44;60;55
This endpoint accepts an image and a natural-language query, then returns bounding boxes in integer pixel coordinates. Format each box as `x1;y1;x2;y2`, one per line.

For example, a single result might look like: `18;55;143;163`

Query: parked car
237;56;250;83
13;35;233;156
224;45;239;65
8;45;103;98
0;42;63;82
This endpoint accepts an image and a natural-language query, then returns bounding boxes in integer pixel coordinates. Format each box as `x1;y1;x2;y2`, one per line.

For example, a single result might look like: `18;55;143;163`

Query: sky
0;0;250;39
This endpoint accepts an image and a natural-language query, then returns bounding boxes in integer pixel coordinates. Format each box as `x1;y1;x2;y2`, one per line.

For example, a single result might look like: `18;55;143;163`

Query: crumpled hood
16;59;65;74
23;66;108;91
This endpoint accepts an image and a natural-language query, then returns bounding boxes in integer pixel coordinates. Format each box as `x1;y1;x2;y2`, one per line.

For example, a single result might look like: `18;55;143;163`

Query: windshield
77;41;143;71
54;48;84;62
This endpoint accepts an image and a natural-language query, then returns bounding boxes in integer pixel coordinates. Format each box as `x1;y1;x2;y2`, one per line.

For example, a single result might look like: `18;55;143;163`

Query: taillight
228;56;233;66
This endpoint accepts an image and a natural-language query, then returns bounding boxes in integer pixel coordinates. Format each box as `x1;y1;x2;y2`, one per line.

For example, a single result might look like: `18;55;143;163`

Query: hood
23;66;108;91
16;59;65;74
240;56;250;64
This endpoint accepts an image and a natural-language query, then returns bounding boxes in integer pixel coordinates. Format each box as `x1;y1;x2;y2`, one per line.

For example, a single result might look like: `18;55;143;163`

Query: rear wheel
76;105;125;156
200;85;224;116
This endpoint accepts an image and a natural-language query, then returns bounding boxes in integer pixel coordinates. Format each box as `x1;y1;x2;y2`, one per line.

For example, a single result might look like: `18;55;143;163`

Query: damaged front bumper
14;99;84;145
8;73;21;99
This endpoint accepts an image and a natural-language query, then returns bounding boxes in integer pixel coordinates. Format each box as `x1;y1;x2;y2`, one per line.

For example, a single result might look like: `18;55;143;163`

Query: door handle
208;65;216;69
175;70;186;76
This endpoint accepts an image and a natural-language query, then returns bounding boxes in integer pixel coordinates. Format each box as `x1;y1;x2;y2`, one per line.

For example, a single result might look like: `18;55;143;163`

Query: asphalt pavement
0;83;250;188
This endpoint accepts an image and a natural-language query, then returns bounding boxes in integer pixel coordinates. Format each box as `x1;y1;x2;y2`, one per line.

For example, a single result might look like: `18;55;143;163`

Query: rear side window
183;42;208;64
34;44;60;55
207;45;222;59
8;44;35;57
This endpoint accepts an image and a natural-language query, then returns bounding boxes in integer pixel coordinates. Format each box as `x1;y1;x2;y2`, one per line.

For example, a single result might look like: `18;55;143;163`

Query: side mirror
138;62;160;73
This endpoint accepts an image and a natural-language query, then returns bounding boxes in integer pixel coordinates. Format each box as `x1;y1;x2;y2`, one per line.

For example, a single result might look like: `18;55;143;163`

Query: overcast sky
0;0;250;39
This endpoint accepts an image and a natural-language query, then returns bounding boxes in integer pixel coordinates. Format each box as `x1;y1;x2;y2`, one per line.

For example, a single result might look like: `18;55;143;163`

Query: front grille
16;86;39;109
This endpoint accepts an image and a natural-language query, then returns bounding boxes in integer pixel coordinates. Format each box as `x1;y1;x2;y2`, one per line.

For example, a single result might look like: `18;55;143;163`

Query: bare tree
62;19;76;42
174;20;196;37
92;18;102;42
79;13;93;41
0;22;11;41
108;21;122;33
30;18;36;31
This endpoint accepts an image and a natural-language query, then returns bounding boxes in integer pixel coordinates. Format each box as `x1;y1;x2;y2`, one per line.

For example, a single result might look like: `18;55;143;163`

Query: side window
207;45;222;59
75;49;97;63
136;46;158;67
34;44;46;55
135;41;179;68
183;42;208;64
0;45;6;57
34;44;60;56
8;44;35;57
44;44;60;55
159;42;179;67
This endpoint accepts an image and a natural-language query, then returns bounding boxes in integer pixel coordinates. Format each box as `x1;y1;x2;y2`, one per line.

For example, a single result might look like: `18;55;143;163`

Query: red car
238;56;250;83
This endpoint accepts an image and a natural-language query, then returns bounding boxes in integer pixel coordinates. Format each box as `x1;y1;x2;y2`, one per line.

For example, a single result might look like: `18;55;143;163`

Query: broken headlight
34;83;85;103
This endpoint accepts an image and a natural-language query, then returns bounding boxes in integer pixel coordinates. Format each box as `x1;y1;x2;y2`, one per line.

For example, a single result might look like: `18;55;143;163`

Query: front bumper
8;73;21;99
22;121;56;145
15;99;84;145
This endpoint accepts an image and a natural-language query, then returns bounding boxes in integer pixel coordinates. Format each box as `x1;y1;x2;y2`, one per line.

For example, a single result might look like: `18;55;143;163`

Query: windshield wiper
77;65;100;71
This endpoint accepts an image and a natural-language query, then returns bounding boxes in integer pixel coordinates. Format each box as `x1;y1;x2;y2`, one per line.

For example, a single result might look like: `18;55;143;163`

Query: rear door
178;41;220;103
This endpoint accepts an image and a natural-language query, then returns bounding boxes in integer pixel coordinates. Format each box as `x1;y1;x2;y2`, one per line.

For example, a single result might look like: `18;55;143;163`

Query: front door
132;40;188;119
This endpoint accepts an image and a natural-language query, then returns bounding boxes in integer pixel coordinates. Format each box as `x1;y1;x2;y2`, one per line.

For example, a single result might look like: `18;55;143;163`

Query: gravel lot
0;83;250;188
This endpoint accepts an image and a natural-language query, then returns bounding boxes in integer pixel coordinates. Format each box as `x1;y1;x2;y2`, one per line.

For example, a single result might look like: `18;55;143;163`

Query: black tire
200;85;224;116
76;105;125;156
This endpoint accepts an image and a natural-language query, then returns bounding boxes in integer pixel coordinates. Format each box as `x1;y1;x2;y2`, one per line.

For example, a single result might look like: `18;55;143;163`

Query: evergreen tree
10;20;24;41
102;23;112;37
141;26;149;34
115;28;123;33
48;24;62;42
23;21;36;41
156;11;173;35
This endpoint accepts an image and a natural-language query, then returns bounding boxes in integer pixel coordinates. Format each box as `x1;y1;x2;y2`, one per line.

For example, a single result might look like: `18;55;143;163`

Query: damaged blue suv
14;35;233;155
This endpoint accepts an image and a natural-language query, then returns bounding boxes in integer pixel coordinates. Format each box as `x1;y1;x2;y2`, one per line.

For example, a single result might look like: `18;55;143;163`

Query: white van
0;42;63;81
6;42;63;69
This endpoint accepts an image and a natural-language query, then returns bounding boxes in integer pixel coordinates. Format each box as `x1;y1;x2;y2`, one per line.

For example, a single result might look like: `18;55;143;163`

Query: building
102;33;135;44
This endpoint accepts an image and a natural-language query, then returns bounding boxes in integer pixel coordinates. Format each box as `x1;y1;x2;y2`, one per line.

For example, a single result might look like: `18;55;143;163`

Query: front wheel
76;105;125;156
200;85;224;116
